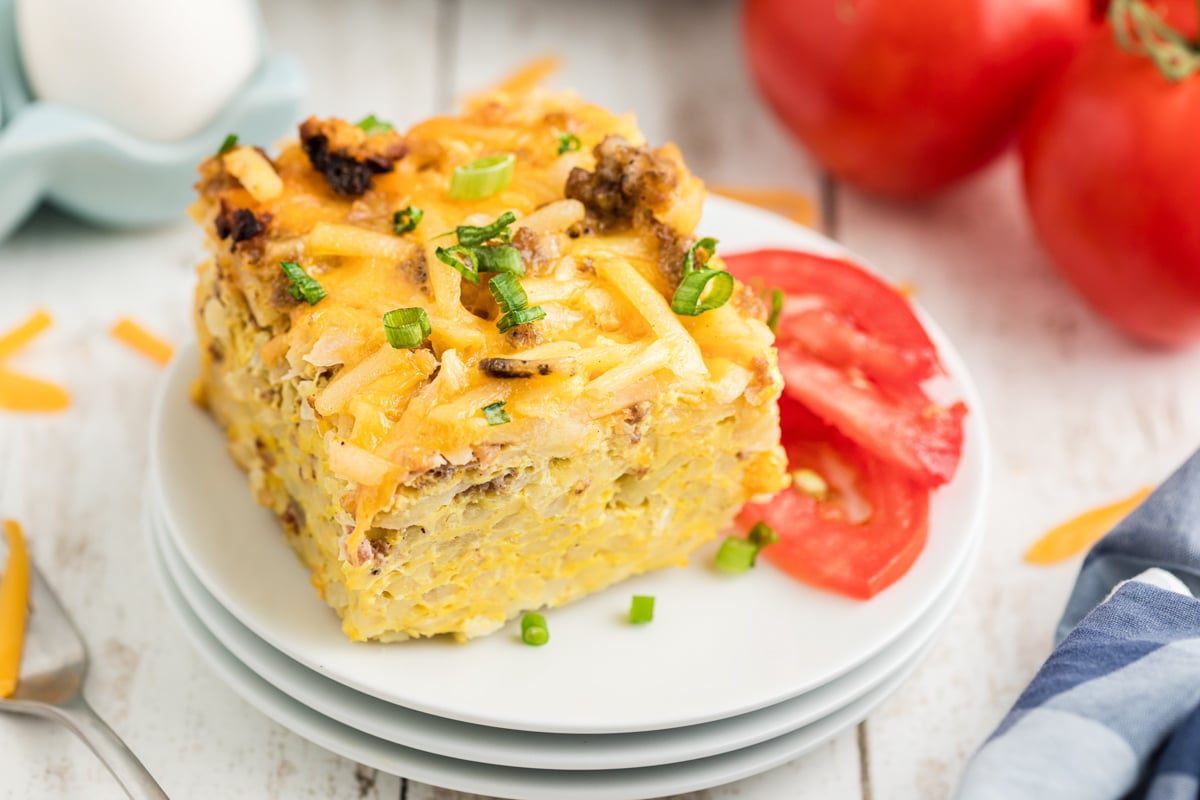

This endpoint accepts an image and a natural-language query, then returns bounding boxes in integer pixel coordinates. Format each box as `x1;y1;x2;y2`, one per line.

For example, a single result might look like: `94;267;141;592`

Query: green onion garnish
629;595;655;624
521;612;549;646
481;401;511;426
715;536;759;574
280;261;327;305
450;154;515;199
455;211;516;247
683;237;719;273
748;521;779;551
435;245;481;284
488;273;530;315
767;289;784;332
356;114;394;135
497;306;546;333
382;307;431;349
716;523;779;573
217;133;238;157
671;269;734;316
475;245;524;276
791;469;829;501
556;132;582;155
393;206;423;234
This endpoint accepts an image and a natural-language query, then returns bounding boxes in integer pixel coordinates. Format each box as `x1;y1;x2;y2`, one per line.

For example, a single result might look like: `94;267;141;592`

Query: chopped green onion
497;306;546;333
382;307;431;349
393;206;423;234
356;114;394;135
450;154;515;199
556;132;582;155
683;237;719;274
488;273;530;315
217;133;238;157
715;536;758;574
748;521;779;552
629;595;655;624
456;211;516;247
481;401;511;426
791;469;829;501
435;245;480;284
767;289;784;332
521;612;549;646
475;245;524;276
280;261;326;305
671;268;734;316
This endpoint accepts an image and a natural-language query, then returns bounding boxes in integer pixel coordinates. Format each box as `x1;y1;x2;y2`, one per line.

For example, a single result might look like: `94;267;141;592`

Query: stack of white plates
145;200;989;800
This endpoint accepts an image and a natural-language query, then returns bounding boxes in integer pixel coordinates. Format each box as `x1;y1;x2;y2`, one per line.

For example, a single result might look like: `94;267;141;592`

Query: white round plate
148;495;978;771
150;196;990;734
148;519;931;800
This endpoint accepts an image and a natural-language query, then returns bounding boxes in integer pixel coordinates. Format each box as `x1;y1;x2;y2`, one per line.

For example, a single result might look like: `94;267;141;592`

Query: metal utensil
0;563;168;799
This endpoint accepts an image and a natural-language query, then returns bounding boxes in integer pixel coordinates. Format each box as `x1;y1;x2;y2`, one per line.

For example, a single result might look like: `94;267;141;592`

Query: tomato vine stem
1111;0;1200;80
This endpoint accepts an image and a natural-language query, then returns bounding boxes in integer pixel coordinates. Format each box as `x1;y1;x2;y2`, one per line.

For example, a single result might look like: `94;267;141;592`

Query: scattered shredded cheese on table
1024;487;1153;564
0;310;52;361
0;370;70;412
711;186;817;227
111;318;174;366
0;520;30;698
0;311;70;413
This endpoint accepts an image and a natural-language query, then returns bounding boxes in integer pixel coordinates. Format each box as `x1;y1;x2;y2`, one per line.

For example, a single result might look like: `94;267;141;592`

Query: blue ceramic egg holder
0;0;305;242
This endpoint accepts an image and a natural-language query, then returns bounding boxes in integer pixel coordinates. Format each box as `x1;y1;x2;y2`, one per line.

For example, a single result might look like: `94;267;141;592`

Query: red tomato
738;408;930;600
1020;1;1200;346
777;349;967;488
725;249;965;487
743;0;1092;197
725;249;938;375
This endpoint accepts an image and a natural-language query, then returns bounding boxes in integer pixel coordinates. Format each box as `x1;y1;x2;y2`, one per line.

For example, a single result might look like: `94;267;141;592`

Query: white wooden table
5;1;1200;797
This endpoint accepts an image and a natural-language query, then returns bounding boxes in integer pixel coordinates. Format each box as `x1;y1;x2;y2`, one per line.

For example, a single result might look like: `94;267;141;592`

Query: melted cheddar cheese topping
195;84;781;540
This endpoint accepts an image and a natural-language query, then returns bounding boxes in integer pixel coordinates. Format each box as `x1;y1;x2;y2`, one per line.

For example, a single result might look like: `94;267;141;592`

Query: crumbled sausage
214;201;267;245
565;136;679;232
504;324;543;349
480;357;558;379
299;117;408;197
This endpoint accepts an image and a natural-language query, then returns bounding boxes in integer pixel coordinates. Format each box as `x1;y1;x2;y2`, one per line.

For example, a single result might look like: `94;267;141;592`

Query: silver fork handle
44;695;169;800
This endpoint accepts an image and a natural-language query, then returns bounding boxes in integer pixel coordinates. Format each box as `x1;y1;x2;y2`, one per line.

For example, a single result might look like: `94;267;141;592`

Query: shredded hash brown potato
192;78;787;641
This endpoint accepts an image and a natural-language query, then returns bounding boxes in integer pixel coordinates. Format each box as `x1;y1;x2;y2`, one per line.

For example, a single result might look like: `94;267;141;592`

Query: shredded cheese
111;318;174;366
0;520;30;698
0;310;52;361
1025;487;1153;565
711;185;817;227
223;147;284;203
0;370;70;412
306;223;411;262
591;256;707;378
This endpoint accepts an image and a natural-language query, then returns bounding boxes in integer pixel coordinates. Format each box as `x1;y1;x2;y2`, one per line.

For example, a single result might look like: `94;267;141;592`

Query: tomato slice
778;307;933;388
776;349;966;488
723;248;939;375
725;248;965;487
726;247;968;598
738;411;929;600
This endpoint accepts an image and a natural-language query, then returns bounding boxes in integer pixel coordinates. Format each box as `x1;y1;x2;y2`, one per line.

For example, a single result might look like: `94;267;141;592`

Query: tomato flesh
739;419;930;600
777;349;966;488
726;249;965;487
724;249;938;366
726;248;965;598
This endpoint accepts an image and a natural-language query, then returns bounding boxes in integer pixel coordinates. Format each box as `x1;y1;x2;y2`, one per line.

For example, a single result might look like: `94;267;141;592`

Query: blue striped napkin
957;451;1200;800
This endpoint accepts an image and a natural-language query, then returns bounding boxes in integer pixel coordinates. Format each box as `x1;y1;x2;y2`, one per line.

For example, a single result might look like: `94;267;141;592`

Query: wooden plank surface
5;0;1199;798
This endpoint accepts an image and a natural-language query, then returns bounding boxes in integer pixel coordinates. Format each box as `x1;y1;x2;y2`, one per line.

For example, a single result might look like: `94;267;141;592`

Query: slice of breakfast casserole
191;82;787;642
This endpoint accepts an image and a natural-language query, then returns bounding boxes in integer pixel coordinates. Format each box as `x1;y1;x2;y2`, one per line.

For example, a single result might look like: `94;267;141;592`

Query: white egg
16;0;262;142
